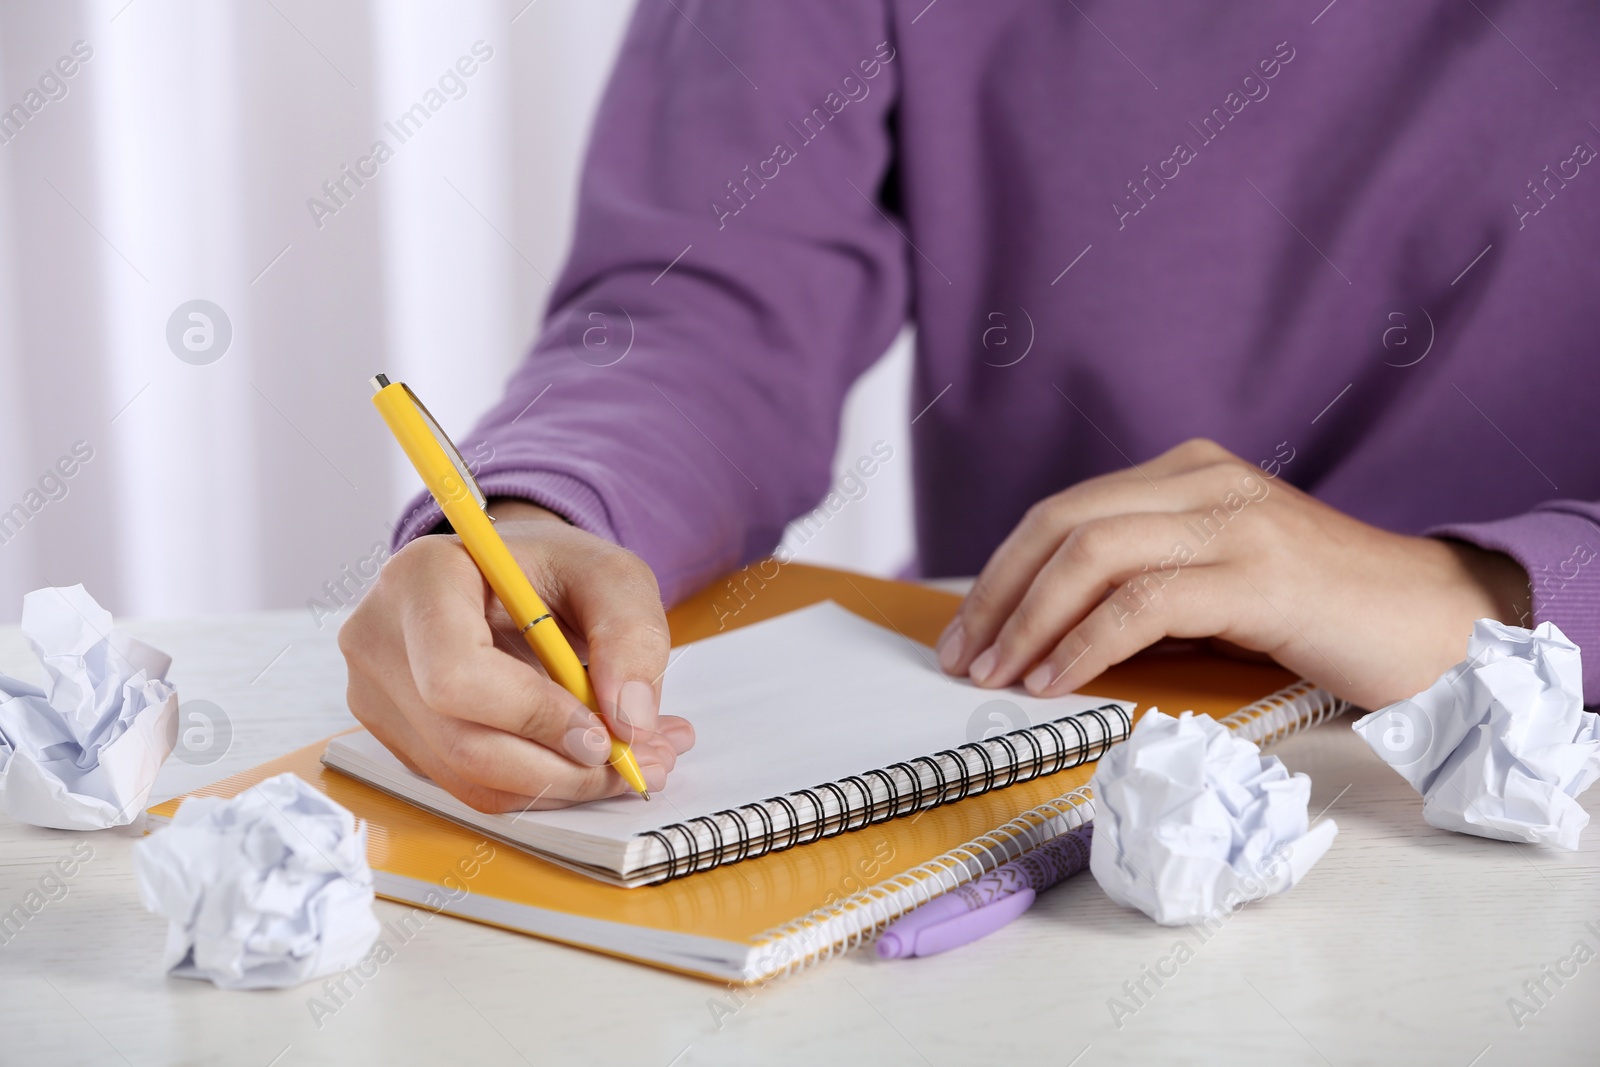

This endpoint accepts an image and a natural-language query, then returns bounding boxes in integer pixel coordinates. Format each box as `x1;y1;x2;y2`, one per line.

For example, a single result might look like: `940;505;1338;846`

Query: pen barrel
517;611;599;713
371;384;482;521
466;522;601;714
371;383;599;714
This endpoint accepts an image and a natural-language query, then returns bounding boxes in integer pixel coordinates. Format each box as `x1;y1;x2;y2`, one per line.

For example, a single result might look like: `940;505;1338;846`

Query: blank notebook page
518;600;1115;843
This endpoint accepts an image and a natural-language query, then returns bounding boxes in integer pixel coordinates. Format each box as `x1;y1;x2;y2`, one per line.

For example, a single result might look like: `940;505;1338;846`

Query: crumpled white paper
1354;619;1600;850
1089;709;1338;926
134;772;380;990
0;584;179;829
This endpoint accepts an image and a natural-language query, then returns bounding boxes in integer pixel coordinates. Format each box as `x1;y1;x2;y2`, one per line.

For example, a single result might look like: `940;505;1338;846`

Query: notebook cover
148;562;1300;978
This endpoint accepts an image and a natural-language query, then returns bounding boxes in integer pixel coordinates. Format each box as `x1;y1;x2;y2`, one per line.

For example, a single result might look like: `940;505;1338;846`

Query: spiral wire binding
1217;679;1350;747
638;703;1131;883
744;681;1350;982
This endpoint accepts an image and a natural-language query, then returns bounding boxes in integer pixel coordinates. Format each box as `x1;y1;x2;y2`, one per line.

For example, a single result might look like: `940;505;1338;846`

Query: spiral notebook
322;602;1134;887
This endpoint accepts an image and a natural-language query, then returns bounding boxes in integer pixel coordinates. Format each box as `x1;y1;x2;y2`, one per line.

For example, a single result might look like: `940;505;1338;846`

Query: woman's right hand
337;501;695;813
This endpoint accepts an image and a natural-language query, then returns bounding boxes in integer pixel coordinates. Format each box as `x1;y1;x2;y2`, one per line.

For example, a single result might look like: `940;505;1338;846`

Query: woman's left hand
937;438;1531;710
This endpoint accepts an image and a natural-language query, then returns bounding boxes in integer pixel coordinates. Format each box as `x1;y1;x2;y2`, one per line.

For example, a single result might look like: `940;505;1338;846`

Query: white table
1;609;1597;1067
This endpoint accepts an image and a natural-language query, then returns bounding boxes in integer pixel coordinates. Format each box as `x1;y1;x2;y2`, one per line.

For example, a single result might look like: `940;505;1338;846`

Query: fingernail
1024;663;1055;695
937;618;965;672
616;680;659;733
969;646;998;685
640;761;668;793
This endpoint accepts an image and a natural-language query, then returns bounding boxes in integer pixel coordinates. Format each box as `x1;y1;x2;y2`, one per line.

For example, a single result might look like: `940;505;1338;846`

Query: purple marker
876;822;1094;959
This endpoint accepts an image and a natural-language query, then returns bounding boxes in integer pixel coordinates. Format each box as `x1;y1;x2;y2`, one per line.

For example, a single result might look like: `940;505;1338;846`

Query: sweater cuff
1428;505;1600;704
391;469;621;552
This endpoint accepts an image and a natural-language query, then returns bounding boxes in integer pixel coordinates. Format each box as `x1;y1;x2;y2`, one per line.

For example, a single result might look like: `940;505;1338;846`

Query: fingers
944;456;1261;676
399;588;682;789
539;545;672;746
340;533;686;813
657;715;696;755
414;714;664;809
394;549;615;767
966;512;1207;689
346;666;644;813
943;477;1170;675
1024;565;1244;697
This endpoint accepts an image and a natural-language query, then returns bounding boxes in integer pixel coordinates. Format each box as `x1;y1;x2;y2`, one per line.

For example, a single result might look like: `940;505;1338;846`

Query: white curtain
0;0;912;625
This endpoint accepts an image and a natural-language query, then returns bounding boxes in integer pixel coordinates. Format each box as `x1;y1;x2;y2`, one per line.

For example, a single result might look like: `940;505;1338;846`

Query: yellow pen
369;374;651;800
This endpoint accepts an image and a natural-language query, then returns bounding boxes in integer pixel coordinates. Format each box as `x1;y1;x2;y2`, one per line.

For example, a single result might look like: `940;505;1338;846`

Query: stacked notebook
152;564;1346;983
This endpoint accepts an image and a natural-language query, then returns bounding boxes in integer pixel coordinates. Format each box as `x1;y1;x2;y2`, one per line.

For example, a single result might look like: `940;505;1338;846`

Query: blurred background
0;0;916;625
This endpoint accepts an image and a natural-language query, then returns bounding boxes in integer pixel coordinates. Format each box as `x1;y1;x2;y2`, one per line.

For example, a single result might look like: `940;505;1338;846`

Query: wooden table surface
1;605;1596;1067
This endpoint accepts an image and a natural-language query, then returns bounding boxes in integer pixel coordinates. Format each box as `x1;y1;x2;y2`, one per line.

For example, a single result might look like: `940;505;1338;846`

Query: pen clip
372;374;488;513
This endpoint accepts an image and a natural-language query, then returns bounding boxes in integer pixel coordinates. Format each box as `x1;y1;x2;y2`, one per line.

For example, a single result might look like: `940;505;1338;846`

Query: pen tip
642;791;652;801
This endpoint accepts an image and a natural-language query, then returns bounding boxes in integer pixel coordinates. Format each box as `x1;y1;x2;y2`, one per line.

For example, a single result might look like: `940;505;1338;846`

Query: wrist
1438;539;1533;628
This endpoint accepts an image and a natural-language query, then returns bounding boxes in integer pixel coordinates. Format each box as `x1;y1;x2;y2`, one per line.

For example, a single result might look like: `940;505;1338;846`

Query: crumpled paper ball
134;772;381;990
1089;709;1338;926
1354;619;1600;850
0;584;178;829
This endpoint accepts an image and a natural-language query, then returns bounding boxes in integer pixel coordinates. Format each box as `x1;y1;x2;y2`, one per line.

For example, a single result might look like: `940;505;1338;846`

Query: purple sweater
398;1;1600;701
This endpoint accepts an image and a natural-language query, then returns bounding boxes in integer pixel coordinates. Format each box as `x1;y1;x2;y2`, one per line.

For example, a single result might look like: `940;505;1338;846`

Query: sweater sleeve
1429;500;1600;705
393;0;909;605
